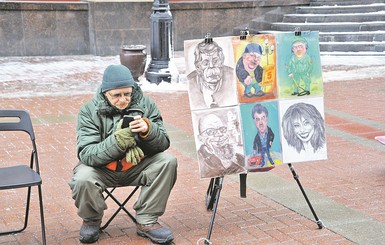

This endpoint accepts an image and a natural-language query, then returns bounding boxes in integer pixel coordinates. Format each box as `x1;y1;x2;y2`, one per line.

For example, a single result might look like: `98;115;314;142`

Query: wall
0;2;89;56
0;0;310;56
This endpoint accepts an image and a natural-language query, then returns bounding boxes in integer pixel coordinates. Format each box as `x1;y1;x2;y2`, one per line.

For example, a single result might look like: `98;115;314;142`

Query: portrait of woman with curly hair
281;98;327;162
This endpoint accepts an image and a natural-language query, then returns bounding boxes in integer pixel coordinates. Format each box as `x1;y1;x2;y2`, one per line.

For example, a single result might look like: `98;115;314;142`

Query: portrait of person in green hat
287;36;313;96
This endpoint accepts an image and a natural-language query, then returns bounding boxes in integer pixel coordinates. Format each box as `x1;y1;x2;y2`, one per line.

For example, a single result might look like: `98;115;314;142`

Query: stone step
283;12;385;23
310;0;385;6
238;1;385;55
321;51;385;56
319;31;385;42
271;21;385;32
320;41;385;52
296;4;385;14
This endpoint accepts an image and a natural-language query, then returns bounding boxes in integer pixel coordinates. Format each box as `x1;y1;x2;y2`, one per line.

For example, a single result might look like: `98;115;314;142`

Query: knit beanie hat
101;65;135;93
244;43;263;55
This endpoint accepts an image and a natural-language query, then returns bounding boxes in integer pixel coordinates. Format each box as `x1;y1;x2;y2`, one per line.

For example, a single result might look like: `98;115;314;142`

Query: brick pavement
0;54;385;244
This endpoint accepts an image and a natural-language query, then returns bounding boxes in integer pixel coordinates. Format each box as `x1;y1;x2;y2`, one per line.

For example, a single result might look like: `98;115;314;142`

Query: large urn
119;45;147;81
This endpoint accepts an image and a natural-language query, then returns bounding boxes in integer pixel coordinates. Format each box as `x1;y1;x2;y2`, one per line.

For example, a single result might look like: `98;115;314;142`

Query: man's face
104;87;133;110
243;52;261;72
293;116;315;143
199;114;228;148
198;51;223;87
292;41;307;58
254;111;268;135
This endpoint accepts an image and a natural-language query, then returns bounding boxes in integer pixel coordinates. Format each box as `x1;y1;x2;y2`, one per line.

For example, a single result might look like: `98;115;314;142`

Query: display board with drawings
184;31;327;179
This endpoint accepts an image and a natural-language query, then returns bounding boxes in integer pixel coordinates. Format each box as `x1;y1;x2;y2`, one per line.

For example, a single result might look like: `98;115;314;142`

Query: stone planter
119;45;147;81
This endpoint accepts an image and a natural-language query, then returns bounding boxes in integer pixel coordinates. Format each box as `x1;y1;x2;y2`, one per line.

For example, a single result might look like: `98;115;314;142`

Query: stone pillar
145;0;173;84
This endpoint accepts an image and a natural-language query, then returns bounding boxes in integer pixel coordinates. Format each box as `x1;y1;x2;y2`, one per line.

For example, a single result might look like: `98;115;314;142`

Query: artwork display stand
203;164;324;244
185;29;328;244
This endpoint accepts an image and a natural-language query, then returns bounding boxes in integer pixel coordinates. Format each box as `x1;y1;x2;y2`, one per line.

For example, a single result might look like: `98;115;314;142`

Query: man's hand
130;117;149;134
114;119;136;150
126;146;144;165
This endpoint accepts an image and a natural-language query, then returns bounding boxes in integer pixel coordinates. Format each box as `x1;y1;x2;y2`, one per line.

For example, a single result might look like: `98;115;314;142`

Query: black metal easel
203;163;324;244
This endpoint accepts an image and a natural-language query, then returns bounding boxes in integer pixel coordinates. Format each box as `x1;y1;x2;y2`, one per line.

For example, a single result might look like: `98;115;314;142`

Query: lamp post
262;38;274;65
145;0;173;85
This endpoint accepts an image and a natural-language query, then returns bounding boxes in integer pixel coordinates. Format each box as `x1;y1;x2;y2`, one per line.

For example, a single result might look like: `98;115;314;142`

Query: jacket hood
95;82;144;116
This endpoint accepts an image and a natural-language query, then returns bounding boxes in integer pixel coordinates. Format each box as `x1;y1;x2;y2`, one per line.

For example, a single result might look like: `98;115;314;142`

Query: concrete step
296;4;385;14
283;12;385;23
271;21;385;32
310;0;385;6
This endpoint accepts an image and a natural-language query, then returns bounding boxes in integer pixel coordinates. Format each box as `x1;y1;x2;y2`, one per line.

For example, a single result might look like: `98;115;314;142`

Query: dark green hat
291;36;308;46
101;65;135;93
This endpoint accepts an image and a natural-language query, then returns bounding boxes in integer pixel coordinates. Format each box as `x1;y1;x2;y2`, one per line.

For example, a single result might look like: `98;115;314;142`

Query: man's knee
69;165;104;197
144;152;177;183
165;154;177;170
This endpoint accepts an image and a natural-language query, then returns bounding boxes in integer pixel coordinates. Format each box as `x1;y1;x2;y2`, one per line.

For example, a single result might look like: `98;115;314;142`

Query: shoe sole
137;230;174;244
79;235;99;244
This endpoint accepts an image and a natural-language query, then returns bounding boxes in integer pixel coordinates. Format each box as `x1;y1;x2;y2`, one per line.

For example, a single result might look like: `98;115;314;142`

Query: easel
199;28;324;244
203;163;325;244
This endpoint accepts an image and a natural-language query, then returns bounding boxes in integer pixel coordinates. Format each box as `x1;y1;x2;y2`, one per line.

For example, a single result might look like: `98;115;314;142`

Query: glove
114;119;136;150
126;146;144;165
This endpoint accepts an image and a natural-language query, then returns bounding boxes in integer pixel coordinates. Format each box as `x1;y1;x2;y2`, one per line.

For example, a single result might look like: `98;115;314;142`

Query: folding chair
0;110;46;245
100;185;140;230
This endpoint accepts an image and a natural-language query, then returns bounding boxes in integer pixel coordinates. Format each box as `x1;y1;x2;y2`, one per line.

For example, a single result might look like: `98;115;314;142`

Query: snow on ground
320;55;385;83
0;54;384;98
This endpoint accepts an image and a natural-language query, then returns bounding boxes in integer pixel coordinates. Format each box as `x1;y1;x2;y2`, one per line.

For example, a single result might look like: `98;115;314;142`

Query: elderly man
68;65;177;244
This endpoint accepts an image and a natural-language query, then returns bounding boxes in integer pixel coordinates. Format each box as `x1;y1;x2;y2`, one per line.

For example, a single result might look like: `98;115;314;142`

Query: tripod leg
240;173;247;198
205;178;218;211
288;163;325;229
205;176;224;245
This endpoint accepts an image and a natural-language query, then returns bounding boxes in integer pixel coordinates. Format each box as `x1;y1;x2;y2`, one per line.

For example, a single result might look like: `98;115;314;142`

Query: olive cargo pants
68;152;177;225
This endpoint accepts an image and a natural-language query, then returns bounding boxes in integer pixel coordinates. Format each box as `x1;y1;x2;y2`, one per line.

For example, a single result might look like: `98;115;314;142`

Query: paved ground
0;52;385;245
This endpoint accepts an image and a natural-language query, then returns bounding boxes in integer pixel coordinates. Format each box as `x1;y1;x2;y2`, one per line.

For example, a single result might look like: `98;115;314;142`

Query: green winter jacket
76;83;170;167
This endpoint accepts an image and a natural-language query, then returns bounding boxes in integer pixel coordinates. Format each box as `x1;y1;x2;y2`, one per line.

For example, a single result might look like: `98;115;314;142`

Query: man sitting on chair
68;65;177;244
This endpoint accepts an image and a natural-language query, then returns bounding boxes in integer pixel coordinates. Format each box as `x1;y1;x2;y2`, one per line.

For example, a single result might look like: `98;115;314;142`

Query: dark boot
137;222;174;244
79;222;100;244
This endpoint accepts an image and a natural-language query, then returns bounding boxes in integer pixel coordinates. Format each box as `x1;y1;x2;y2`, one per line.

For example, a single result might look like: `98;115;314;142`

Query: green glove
126;146;144;165
114;119;136;150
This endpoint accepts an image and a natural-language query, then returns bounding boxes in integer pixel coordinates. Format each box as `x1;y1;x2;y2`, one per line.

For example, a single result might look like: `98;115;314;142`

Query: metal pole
288;163;325;229
145;0;173;85
205;176;224;245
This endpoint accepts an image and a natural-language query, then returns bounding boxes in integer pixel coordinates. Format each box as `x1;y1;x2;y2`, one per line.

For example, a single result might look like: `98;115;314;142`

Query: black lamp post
145;0;173;84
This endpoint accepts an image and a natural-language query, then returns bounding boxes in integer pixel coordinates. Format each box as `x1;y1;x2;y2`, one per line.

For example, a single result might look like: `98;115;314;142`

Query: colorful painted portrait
184;36;238;110
240;101;282;171
232;34;278;103
191;107;246;179
276;31;323;98
279;97;327;163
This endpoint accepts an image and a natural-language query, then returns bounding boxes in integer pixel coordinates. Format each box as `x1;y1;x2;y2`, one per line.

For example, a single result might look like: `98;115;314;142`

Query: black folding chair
100;185;140;230
0;110;46;245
